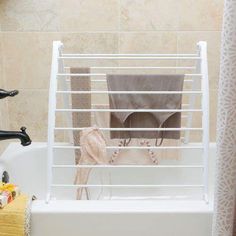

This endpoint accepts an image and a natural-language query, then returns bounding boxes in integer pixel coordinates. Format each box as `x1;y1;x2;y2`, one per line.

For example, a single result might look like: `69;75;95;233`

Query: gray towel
107;74;184;140
70;67;91;164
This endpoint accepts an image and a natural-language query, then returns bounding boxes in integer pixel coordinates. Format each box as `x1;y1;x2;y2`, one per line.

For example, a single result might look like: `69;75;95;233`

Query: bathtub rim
31;199;213;214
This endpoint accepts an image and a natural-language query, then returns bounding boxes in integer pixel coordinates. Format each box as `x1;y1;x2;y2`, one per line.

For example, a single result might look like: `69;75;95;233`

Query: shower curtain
212;0;236;236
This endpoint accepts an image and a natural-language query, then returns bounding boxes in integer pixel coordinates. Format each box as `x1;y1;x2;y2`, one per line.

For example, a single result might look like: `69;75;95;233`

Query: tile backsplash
0;0;223;151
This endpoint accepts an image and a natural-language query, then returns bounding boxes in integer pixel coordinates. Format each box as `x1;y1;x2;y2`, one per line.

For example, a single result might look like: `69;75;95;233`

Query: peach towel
70;67;91;164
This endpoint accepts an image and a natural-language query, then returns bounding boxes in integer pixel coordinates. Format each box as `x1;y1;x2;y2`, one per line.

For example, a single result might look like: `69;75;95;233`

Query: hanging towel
0;194;31;236
74;127;109;200
70;67;91;164
107;74;184;140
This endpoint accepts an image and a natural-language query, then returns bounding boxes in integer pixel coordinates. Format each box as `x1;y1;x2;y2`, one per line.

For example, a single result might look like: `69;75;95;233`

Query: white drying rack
47;41;209;203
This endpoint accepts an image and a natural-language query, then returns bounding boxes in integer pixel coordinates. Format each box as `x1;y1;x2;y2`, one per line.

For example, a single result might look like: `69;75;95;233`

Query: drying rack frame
46;41;209;203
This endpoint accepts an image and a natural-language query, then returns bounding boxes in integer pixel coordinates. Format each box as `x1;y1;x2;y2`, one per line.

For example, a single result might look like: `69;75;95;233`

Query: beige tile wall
0;0;223;151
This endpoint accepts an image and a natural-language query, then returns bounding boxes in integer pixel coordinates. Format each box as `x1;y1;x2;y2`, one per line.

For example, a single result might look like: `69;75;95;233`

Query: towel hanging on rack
70;67;91;164
107;74;184;140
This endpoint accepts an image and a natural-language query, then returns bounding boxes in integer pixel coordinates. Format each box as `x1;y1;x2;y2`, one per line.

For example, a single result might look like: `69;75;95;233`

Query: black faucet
0;89;32;146
0;89;19;99
0;127;31;146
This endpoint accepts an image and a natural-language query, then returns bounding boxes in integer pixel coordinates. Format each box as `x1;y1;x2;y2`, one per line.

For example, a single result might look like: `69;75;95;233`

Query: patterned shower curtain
212;0;236;236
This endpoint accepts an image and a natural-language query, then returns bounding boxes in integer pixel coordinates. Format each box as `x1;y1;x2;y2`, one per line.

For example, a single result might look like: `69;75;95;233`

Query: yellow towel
0;194;31;236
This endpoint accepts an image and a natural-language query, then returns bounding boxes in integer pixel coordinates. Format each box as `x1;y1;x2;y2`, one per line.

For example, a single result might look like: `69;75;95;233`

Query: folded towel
0;194;31;236
70;67;91;164
107;74;184;140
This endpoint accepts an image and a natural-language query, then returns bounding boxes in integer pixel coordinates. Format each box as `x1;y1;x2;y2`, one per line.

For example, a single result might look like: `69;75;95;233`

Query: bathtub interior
0;142;215;202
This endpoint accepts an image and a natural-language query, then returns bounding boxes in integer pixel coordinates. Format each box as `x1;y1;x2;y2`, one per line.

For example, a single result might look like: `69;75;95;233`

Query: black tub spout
0;89;19;99
0;127;31;146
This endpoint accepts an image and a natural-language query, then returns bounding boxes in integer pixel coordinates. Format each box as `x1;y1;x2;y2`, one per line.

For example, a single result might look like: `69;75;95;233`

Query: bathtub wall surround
212;1;236;236
0;0;223;151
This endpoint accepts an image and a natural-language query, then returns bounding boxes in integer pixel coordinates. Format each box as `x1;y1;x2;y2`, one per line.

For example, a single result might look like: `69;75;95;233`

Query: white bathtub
0;142;215;236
